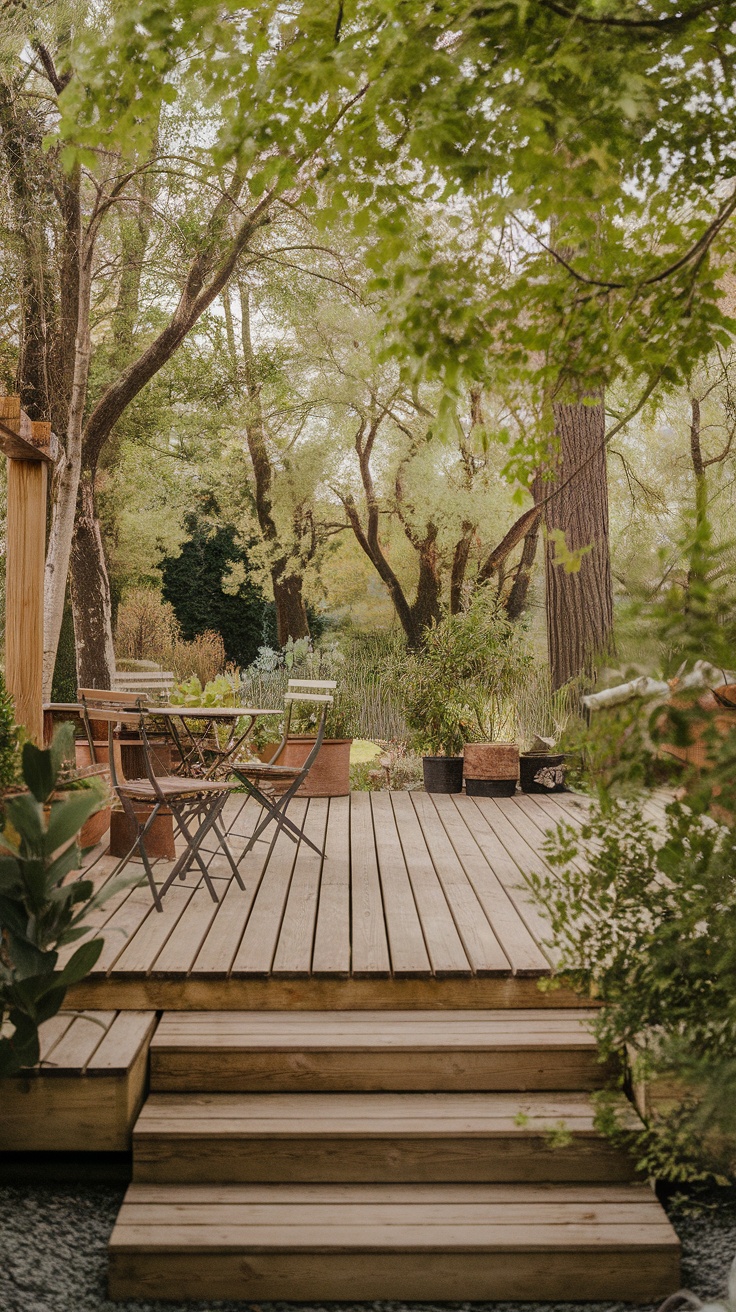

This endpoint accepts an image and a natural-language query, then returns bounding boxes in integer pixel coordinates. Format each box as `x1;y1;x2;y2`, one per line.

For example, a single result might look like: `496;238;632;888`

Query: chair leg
159;802;221;903
240;779;325;859
110;797;163;912
211;817;246;888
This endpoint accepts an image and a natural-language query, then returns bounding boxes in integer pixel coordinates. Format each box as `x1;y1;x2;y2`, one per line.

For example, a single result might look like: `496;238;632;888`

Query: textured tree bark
544;399;614;689
69;475;116;689
505;473;543;621
450;522;475;614
410;526;442;634
42;238;91;699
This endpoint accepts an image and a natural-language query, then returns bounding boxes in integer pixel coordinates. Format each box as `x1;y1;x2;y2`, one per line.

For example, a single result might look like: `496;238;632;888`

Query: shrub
530;795;736;1183
0;725;138;1075
115;587;225;684
401;592;532;756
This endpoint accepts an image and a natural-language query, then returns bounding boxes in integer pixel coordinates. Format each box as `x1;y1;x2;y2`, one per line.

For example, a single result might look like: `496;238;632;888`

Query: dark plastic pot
465;777;517;797
423;756;464;794
520;752;565;794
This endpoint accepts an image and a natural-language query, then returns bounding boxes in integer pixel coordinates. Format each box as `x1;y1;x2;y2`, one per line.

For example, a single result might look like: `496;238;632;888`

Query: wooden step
149;1009;612;1092
133;1090;639;1184
108;1181;680;1302
0;1010;157;1152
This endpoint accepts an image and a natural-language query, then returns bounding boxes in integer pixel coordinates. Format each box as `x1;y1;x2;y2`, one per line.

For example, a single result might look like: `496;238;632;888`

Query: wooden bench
0;1010;157;1151
115;670;176;702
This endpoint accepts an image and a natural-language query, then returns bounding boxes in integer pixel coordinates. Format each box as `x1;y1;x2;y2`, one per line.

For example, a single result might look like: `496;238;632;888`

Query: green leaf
4;793;45;849
56;937;104;987
21;742;56;803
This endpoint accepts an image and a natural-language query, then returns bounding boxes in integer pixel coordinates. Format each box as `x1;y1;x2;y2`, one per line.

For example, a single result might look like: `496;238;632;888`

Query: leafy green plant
401;593;531;756
170;671;239;708
530;795;736;1183
0;725;139;1076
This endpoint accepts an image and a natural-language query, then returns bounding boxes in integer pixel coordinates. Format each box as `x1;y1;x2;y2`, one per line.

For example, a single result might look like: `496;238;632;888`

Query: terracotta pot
278;736;352;797
463;742;520;781
79;806;112;848
109;805;176;860
423;756;464;794
658;691;736;770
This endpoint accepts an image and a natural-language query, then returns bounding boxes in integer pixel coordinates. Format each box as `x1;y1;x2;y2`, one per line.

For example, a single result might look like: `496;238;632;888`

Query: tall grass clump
115;587;225;685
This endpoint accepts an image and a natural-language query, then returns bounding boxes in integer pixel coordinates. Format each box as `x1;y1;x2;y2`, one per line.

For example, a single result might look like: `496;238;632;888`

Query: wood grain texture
108;1182;679;1302
132;1089;639;1185
148;1009;611;1093
5;454;47;743
0;1011;156;1151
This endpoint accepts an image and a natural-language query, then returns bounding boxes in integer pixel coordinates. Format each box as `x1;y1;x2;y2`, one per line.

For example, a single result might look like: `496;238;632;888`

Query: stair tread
135;1090;634;1137
110;1181;678;1251
151;1009;599;1050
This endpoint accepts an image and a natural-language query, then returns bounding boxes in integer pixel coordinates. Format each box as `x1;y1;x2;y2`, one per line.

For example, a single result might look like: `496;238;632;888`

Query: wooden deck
64;788;662;1011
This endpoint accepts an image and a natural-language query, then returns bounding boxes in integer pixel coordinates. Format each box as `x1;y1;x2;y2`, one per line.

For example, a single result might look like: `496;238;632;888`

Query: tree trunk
410;526;442;633
505;473;542;621
272;569;310;645
450;523;474;614
69;475;116;689
544;399;614;689
238;280;310;643
505;514;541;620
42;237;91;699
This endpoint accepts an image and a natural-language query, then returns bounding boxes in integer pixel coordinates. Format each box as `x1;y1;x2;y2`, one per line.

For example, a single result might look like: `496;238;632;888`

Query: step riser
150;1050;612;1093
109;1247;679;1303
133;1135;638;1184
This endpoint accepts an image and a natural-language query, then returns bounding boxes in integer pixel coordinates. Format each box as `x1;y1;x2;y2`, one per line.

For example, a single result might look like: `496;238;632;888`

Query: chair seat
117;776;233;801
233;762;302;779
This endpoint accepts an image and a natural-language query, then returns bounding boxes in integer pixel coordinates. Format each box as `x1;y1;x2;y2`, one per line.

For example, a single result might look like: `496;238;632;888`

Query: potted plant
519;734;566;793
402;665;470;794
463;741;519;796
281;700;354;797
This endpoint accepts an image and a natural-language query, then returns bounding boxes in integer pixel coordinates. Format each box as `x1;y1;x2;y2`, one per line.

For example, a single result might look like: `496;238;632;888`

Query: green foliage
401;593;532;756
530;796;736;1181
170;672;239;709
0;725;139;1076
54;0;736;416
0;668;21;791
161;511;274;668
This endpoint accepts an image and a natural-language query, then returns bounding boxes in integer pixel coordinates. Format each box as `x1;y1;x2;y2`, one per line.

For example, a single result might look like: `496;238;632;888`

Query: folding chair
231;679;336;859
78;690;245;913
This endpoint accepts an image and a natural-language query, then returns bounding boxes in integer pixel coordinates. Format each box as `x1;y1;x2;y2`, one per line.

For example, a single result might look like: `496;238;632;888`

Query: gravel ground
0;1182;734;1312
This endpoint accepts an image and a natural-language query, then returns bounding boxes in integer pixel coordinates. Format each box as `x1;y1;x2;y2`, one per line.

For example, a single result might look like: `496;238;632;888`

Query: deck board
65;791;614;1010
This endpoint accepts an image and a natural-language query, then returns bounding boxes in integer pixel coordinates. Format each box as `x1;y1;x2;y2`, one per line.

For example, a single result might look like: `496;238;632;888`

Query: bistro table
145;705;282;780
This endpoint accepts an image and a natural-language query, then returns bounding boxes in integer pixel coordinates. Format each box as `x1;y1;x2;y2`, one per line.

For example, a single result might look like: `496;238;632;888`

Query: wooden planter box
279;736;352;797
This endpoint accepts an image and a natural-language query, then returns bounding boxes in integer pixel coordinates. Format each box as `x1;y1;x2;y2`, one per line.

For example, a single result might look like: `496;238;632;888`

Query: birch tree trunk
42;249;91;699
544;399;614;690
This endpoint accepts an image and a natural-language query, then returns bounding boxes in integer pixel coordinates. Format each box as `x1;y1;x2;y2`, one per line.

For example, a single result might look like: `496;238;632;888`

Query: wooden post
0;397;55;745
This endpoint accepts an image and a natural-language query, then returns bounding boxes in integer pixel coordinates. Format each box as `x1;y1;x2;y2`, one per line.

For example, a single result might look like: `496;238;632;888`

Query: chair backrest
284;679;335;704
78;688;146;725
263;680;336;767
77;688;159;791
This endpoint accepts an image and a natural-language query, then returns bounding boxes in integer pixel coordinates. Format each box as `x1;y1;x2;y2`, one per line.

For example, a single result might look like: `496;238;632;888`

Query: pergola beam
1;396;52;745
